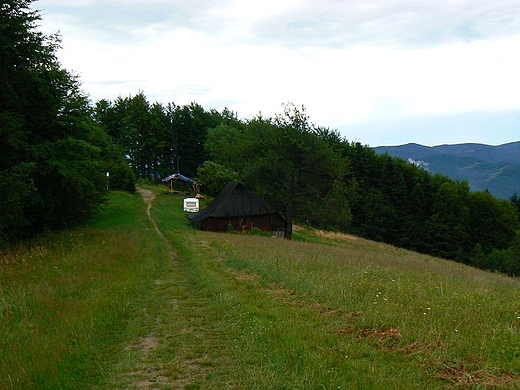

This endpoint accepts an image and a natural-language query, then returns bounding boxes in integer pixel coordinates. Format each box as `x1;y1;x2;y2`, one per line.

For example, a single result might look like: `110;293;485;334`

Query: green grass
0;191;170;389
1;186;519;389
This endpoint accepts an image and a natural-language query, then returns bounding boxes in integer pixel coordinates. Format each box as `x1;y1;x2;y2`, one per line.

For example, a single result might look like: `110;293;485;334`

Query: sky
32;0;520;147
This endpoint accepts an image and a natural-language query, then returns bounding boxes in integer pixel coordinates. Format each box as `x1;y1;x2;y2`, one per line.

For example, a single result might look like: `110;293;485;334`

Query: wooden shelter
187;181;286;236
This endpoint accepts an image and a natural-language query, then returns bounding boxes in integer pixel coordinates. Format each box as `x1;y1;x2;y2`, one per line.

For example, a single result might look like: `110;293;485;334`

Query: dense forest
2;1;519;275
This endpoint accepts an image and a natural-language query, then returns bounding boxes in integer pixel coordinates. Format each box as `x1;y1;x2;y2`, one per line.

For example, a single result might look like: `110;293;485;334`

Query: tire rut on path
137;188;164;240
123;188;179;389
136;188;176;261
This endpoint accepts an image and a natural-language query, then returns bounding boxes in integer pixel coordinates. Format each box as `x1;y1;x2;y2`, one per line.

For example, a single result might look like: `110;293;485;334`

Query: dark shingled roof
187;181;282;227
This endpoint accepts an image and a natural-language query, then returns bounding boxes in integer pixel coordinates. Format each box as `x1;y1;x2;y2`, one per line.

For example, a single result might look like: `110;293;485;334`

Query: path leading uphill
136;188;163;239
137;187;177;263
121;188;182;389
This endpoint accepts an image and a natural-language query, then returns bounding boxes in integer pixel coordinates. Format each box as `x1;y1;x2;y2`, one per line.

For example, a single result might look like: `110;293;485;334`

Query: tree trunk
284;203;293;240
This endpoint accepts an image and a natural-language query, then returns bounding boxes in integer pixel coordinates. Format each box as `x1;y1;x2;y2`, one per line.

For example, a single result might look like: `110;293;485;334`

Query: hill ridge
373;141;520;199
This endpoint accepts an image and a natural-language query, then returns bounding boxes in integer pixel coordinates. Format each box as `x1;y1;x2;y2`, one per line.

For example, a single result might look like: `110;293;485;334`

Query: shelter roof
187;181;282;226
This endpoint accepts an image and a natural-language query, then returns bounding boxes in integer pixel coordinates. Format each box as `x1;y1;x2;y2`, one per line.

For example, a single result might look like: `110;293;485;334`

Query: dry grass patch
358;327;402;340
334;326;401;341
315;229;359;241
433;361;519;389
232;269;262;283
394;339;443;356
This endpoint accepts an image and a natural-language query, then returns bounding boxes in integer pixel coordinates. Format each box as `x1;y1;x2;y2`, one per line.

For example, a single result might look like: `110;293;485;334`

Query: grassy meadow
1;186;519;389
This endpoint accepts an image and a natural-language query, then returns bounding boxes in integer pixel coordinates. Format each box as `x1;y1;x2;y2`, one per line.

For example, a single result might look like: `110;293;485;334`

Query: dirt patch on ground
137;188;156;206
122;333;171;389
140;335;158;357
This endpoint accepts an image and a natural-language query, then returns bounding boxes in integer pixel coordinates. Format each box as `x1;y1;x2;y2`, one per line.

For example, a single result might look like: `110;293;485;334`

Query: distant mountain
373;141;520;199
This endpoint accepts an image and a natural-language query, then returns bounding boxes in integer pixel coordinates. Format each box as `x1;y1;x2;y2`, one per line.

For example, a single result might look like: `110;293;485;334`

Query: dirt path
137;188;164;239
137;188;177;262
124;188;179;389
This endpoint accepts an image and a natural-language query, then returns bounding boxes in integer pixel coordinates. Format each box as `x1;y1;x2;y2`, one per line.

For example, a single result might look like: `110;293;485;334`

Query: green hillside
420;154;520;198
1;188;519;389
374;142;520;199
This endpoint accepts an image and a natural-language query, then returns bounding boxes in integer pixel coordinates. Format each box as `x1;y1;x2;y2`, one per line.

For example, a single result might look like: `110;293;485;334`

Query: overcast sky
33;0;520;146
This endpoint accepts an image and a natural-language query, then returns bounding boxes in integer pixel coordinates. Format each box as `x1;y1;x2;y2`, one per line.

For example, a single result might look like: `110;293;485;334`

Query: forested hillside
374;142;520;199
2;1;519;276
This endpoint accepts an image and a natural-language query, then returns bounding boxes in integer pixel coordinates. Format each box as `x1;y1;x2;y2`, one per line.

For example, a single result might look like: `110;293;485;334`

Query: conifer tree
0;0;105;245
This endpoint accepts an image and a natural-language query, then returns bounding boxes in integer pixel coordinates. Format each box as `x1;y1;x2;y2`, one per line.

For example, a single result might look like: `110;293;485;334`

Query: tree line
83;91;520;275
200;104;520;275
2;1;519;275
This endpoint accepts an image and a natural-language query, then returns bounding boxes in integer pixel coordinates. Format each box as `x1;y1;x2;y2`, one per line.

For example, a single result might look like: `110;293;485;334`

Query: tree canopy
0;0;106;244
204;103;350;239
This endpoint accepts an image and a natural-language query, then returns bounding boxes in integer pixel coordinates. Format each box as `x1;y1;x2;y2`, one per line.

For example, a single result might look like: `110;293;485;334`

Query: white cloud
33;0;520;146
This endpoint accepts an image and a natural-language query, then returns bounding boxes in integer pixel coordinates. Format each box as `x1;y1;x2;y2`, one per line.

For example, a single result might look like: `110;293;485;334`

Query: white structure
183;198;199;212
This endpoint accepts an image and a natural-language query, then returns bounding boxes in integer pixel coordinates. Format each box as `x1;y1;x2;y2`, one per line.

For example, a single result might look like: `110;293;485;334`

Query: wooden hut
187;181;286;236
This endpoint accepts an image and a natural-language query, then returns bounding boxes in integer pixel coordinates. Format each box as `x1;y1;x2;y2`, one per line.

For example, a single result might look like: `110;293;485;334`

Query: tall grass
1;187;519;389
0;191;170;389
209;234;520;381
148;189;520;388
